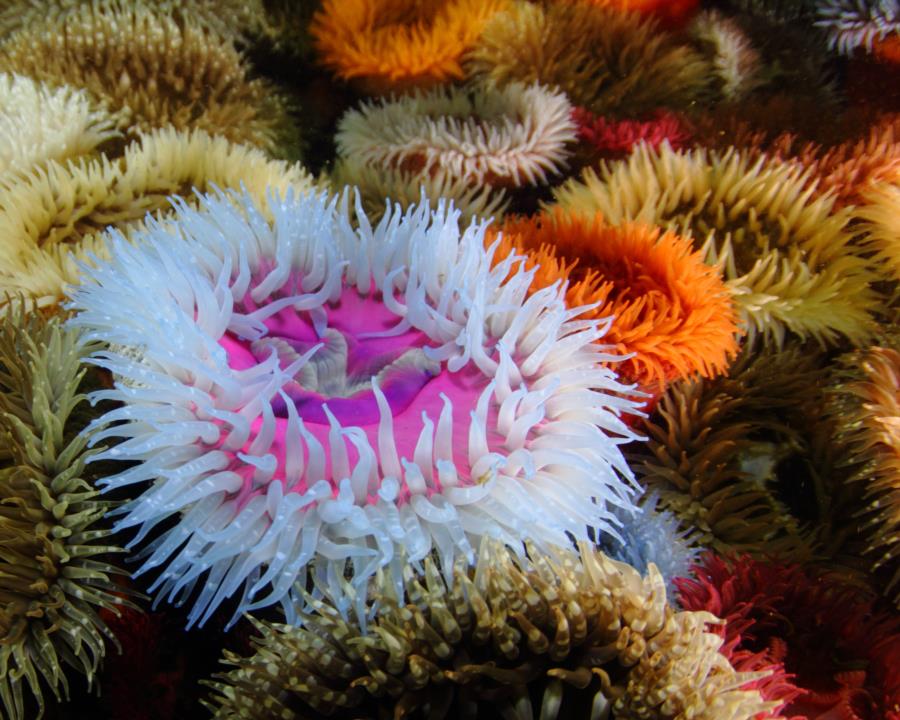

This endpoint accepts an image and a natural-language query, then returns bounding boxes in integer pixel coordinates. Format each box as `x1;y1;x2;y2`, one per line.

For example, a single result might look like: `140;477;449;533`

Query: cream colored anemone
331;159;510;224
0;73;118;178
336;81;577;188
550;143;879;347
0;128;315;311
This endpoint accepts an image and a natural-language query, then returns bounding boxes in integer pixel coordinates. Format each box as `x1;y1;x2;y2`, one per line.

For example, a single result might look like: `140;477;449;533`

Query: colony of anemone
3;1;899;718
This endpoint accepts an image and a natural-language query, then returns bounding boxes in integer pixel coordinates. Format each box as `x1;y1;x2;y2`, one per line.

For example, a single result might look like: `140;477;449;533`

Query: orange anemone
310;0;508;94
494;209;740;392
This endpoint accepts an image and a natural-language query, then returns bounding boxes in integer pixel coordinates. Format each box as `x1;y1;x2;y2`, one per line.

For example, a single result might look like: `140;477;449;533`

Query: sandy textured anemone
466;0;711;117
336;82;576;189
493;211;740;391
550;143;879;347
331;160;510;225
0;73;118;177
0;2;291;151
816;0;900;55
0;306;136;720
855;165;900;284
689;10;765;101
310;0;508;94
826;343;900;605
0;128;315;312
203;541;774;720
628;346;823;557
0;0;271;41
66;188;642;628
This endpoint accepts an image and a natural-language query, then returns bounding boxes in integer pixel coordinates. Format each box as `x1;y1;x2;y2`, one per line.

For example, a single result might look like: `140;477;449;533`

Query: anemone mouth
68;188;641;628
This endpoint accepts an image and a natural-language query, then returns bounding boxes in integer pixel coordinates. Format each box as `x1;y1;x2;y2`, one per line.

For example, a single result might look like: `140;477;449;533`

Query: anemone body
311;0;508;94
628;346;824;556
66;188;642;628
336;82;577;189
203;541;774;720
0;308;134;720
466;0;711;117
827;343;900;605
494;210;740;392
0;73;118;177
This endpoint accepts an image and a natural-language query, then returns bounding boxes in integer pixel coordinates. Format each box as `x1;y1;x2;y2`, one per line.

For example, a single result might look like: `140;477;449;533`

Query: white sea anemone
335;81;577;187
67;188;641;628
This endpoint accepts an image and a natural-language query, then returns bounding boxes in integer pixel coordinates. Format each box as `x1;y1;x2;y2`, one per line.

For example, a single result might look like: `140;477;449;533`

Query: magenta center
217;286;494;505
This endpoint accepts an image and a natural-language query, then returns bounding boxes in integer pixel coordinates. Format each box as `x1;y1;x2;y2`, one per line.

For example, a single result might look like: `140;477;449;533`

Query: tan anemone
204;541;775;720
628;346;825;557
826;340;900;606
466;0;711;117
0;305;137;720
0;128;315;311
336;81;577;189
0;2;291;151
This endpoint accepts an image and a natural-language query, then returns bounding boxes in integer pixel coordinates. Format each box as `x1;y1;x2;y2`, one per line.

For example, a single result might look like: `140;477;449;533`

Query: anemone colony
1;1;900;719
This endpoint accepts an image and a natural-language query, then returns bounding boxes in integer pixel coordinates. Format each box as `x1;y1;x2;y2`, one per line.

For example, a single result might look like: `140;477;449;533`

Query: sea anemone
627;346;824;557
571;107;693;160
66;187;642;629
0;127;315;312
550;143;880;347
825;343;900;606
816;0;900;56
335;82;577;189
0;305;136;720
0;0;271;43
0;73;118;178
689;10;766;102
677;553;900;720
310;0;509;95
493;210;740;392
855;163;900;285
203;540;775;720
0;2;292;152
330;161;510;225
466;0;712;118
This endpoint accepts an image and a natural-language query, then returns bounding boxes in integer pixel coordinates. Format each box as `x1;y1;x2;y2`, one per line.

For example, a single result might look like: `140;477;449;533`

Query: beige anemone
0;2;291;151
204;541;775;720
0;73;118;178
0;128;315;311
336;81;577;188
